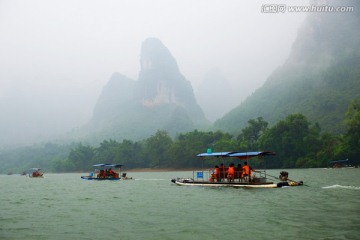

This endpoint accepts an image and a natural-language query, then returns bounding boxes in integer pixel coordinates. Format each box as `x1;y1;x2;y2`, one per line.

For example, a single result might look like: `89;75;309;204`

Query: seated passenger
210;165;220;182
242;162;253;182
214;165;220;182
98;170;105;178
109;168;116;178
227;163;235;182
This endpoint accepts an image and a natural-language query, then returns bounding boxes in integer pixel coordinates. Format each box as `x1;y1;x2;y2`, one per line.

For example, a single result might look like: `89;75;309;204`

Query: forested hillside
215;1;360;135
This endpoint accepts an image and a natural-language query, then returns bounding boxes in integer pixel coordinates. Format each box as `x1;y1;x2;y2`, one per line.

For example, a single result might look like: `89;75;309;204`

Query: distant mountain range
214;0;360;134
78;0;359;143
79;38;209;143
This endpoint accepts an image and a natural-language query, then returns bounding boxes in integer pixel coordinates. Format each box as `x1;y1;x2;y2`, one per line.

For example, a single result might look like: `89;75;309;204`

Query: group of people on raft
210;162;253;183
97;168;119;178
31;170;43;177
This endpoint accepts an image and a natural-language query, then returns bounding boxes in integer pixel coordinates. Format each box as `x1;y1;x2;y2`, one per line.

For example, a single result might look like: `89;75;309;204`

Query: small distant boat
121;172;133;180
171;151;304;188
81;164;132;180
328;159;356;169
28;168;44;178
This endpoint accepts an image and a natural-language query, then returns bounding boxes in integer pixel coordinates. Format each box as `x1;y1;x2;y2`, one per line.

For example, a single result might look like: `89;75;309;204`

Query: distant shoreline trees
1;100;359;173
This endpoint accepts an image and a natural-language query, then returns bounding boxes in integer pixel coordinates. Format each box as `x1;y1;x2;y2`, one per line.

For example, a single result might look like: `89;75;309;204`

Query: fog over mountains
77;38;208;143
7;0;359;147
196;68;236;122
1;1;310;148
215;0;360;134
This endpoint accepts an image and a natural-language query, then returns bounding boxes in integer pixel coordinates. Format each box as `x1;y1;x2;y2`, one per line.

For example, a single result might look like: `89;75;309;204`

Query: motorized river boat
328;159;357;168
171;151;304;188
27;168;44;178
81;164;132;180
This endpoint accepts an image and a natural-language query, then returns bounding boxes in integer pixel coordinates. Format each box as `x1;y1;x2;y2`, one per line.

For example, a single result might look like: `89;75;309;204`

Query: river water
1;168;359;240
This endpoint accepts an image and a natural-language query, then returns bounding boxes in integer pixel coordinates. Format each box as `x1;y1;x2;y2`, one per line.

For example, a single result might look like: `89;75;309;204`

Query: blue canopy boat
171;151;304;188
81;164;124;180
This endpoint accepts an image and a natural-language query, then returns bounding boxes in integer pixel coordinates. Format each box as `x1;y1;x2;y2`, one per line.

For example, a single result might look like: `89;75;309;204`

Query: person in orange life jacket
227;163;235;182
210;165;220;182
242;161;253;180
98;169;106;178
109;168;115;178
214;165;220;182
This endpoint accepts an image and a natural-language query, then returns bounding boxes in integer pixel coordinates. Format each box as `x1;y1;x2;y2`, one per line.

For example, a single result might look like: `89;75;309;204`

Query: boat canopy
28;168;41;172
329;159;348;164
197;152;232;157
197;151;275;159
93;164;123;168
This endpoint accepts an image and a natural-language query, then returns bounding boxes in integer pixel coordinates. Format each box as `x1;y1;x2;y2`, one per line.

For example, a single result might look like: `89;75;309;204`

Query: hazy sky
0;0;308;146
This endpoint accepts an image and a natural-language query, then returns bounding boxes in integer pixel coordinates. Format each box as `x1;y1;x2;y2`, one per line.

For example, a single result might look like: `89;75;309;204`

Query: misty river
1;168;359;240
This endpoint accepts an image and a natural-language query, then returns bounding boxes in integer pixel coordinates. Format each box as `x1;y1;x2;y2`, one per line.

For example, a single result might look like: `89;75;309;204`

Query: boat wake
322;184;360;190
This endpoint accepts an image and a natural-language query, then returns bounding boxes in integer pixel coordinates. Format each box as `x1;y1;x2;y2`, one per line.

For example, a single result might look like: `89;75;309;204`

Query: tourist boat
28;168;44;178
328;159;356;168
171;151;304;188
81;164;130;180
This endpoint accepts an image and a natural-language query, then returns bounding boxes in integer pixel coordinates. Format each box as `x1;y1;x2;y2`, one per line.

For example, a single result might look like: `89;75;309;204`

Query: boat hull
81;176;120;181
171;178;278;188
171;178;303;188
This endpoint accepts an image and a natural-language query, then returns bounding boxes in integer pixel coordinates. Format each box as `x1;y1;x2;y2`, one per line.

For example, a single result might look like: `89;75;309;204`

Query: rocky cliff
83;38;208;142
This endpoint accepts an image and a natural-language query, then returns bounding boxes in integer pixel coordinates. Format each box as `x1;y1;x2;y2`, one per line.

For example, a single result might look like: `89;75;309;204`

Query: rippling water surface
1;169;359;240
